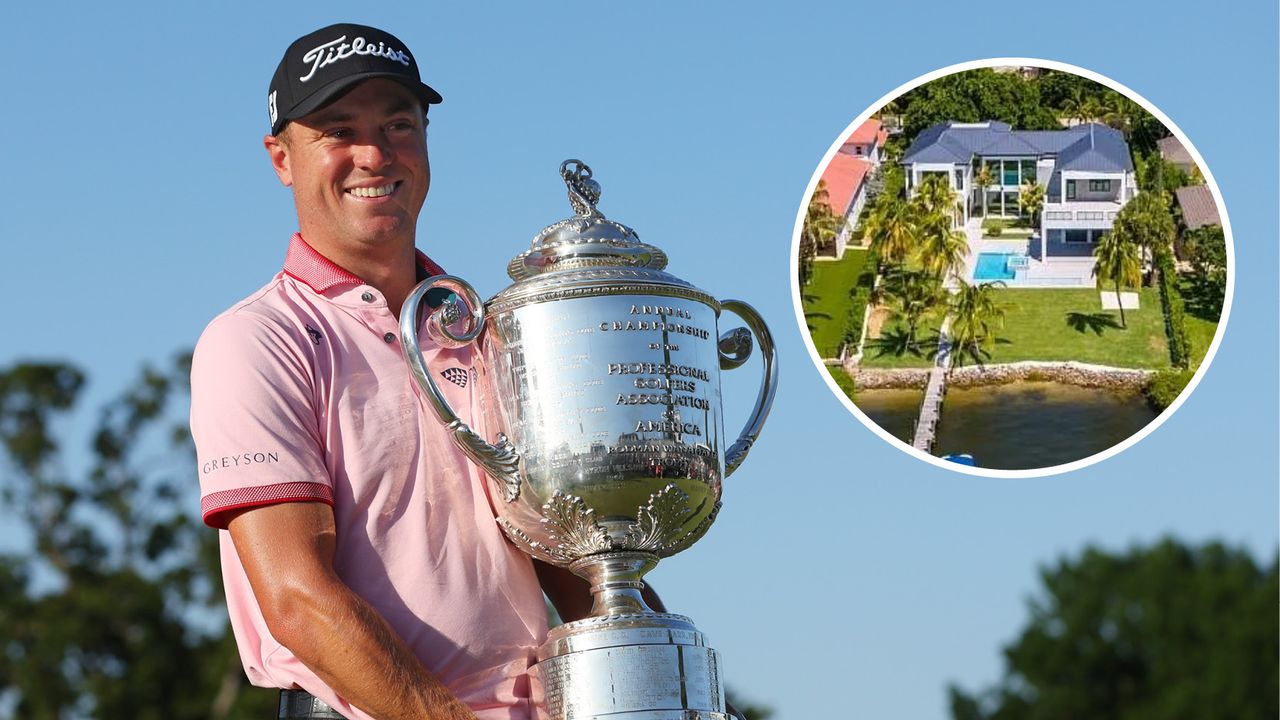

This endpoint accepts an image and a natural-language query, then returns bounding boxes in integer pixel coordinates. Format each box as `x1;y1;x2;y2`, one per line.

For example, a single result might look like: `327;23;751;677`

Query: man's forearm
227;502;475;720
273;577;476;720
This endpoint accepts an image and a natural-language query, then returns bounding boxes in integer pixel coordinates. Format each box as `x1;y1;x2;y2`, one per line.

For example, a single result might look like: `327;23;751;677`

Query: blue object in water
942;453;977;466
973;253;1015;281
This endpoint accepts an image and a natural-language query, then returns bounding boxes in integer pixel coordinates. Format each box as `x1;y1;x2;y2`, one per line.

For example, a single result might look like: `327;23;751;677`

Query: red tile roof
819;154;872;217
846;118;883;147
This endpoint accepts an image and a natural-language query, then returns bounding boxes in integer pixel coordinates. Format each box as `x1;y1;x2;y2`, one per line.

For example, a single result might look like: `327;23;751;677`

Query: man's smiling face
268;78;429;254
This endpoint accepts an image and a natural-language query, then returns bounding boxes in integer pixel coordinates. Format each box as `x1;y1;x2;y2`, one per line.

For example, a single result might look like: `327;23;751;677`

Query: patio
963;220;1097;288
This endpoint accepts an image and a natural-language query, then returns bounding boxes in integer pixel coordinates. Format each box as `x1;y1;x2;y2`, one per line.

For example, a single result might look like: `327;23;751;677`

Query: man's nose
354;134;394;170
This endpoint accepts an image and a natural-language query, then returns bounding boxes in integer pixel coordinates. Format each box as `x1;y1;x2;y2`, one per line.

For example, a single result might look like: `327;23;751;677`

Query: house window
1002;161;1019;186
1088;179;1111;192
1003;191;1020;217
855;146;864;156
985;159;1001;184
955;169;964;188
1021;159;1036;183
1066;180;1077;200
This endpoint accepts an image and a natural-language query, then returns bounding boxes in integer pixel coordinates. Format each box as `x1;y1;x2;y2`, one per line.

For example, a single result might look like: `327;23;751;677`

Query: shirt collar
282;233;446;293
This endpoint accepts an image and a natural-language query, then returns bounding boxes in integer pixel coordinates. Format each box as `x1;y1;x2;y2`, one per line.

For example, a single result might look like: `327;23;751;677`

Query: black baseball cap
268;23;443;135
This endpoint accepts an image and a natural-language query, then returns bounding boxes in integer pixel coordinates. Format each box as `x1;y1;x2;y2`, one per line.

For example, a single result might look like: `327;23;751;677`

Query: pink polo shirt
191;234;548;720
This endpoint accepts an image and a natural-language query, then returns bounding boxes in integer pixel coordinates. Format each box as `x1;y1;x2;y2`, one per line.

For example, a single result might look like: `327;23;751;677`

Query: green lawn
860;287;1171;370
860;308;946;368
800;250;873;358
979;288;1169;369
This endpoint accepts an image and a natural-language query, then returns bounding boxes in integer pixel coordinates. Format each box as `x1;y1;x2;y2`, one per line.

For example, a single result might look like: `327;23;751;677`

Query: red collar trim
282;233;446;293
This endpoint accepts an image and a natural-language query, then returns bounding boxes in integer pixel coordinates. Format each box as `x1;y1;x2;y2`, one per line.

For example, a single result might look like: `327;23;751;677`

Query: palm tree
914;173;960;223
799;180;841;285
880;269;942;354
1110;190;1176;287
1092;229;1142;329
948;280;1009;366
916;210;969;283
974;165;994;218
1019;181;1045;229
866;198;917;268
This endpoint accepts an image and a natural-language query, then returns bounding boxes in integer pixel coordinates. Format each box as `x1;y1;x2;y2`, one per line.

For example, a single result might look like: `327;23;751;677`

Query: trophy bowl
401;160;776;719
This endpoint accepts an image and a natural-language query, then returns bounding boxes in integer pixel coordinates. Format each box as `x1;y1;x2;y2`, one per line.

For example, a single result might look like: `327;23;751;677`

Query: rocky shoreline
847;361;1155;391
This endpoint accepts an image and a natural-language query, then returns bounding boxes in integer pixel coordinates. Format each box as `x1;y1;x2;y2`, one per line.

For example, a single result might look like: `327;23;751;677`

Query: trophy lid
506;160;670;282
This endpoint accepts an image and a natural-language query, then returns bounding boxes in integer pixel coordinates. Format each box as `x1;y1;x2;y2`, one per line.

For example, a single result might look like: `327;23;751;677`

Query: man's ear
263;133;293;187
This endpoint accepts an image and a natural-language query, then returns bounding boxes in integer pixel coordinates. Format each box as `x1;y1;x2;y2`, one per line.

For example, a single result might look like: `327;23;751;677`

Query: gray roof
1057;125;1134;173
902;121;1134;173
1175;185;1220;229
1158;135;1192;166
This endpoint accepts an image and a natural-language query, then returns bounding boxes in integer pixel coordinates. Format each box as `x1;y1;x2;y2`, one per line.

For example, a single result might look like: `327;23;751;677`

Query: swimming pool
973;252;1016;281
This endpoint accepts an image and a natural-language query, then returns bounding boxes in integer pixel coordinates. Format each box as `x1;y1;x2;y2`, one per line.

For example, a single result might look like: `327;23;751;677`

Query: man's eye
326;128;353;139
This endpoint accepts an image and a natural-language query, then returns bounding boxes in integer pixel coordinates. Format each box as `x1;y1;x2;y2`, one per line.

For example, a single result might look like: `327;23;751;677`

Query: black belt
278;689;346;719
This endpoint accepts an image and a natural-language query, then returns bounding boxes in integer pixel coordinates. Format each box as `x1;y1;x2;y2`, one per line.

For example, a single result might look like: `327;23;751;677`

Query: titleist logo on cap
300;35;412;83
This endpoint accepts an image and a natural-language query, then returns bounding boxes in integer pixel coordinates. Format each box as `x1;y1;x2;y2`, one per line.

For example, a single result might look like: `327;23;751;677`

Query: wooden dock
912;319;953;452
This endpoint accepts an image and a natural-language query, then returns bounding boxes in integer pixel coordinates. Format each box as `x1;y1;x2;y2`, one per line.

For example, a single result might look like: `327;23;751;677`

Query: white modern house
902;120;1137;260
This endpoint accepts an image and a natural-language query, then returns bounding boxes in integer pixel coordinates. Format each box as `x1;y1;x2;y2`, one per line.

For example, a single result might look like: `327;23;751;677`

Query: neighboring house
817;119;884;257
818;153;872;258
1174;185;1220;230
840;118;889;164
1158;135;1195;175
902;120;1137;259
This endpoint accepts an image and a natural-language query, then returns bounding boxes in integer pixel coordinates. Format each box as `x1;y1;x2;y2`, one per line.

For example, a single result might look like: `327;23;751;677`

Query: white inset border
788;57;1235;480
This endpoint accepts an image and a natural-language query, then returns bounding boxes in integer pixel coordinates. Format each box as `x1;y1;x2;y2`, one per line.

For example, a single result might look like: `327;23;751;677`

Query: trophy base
530;613;726;720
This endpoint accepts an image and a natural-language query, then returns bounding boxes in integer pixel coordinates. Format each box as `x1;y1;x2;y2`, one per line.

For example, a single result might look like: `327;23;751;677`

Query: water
973;252;1015;281
854;382;1159;470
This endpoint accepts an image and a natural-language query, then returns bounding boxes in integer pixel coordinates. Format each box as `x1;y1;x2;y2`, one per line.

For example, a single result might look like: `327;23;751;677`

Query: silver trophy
400;160;777;719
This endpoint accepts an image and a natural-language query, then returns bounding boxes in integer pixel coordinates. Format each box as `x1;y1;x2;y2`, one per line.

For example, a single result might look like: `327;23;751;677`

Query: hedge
1155;249;1191;369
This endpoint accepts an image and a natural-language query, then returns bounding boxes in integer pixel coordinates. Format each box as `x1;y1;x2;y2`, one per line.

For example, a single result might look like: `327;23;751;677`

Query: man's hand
228;501;477;720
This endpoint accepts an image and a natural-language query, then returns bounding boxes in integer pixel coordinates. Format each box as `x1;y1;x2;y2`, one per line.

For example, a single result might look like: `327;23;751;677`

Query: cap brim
282;72;443;127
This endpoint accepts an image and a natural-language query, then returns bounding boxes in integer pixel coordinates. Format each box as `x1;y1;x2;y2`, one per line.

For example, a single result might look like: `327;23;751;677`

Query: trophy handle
716;299;778;477
401;276;522;501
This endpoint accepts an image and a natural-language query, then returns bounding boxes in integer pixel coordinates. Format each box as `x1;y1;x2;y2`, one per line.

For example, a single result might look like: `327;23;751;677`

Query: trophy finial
560;159;602;217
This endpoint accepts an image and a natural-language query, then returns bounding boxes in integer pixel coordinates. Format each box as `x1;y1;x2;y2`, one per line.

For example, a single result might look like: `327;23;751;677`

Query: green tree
913;172;960;221
799;180;841;286
917;210;969;283
0;359;276;719
1182;224;1227;317
948;280;1009;367
950;538;1278;720
1092;229;1142;329
1112;190;1177;287
864;198;918;269
880;269;943;353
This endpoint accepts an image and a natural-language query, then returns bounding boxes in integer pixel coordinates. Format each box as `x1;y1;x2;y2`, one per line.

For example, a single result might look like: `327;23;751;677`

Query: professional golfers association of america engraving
401;160;777;720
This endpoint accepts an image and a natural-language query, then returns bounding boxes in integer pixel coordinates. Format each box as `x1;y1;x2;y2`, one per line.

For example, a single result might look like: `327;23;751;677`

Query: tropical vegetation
950;538;1277;720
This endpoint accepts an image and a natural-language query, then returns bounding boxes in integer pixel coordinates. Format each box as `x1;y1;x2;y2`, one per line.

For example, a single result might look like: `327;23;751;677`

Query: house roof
902;121;1133;173
846;118;883;147
1158;135;1193;166
1057;125;1134;173
1175;185;1220;229
819;153;872;217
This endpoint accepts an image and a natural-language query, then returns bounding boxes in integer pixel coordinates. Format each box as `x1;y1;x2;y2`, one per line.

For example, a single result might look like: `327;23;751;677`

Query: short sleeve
191;311;333;529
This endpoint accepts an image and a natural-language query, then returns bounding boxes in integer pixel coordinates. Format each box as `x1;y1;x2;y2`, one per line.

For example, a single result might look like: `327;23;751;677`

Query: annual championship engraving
400;160;777;720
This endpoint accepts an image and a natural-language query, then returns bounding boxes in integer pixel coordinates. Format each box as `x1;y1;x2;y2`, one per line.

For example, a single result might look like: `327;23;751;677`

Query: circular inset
791;58;1232;477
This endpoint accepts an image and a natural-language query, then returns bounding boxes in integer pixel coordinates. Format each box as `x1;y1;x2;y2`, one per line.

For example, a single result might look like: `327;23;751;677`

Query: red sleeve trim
201;481;334;529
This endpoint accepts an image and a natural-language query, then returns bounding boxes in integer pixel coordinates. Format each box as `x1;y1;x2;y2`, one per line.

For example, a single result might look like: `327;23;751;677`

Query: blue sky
1;1;1276;718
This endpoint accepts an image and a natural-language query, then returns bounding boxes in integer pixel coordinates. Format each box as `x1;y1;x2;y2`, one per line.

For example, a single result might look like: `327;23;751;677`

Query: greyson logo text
299;35;411;82
202;451;280;475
